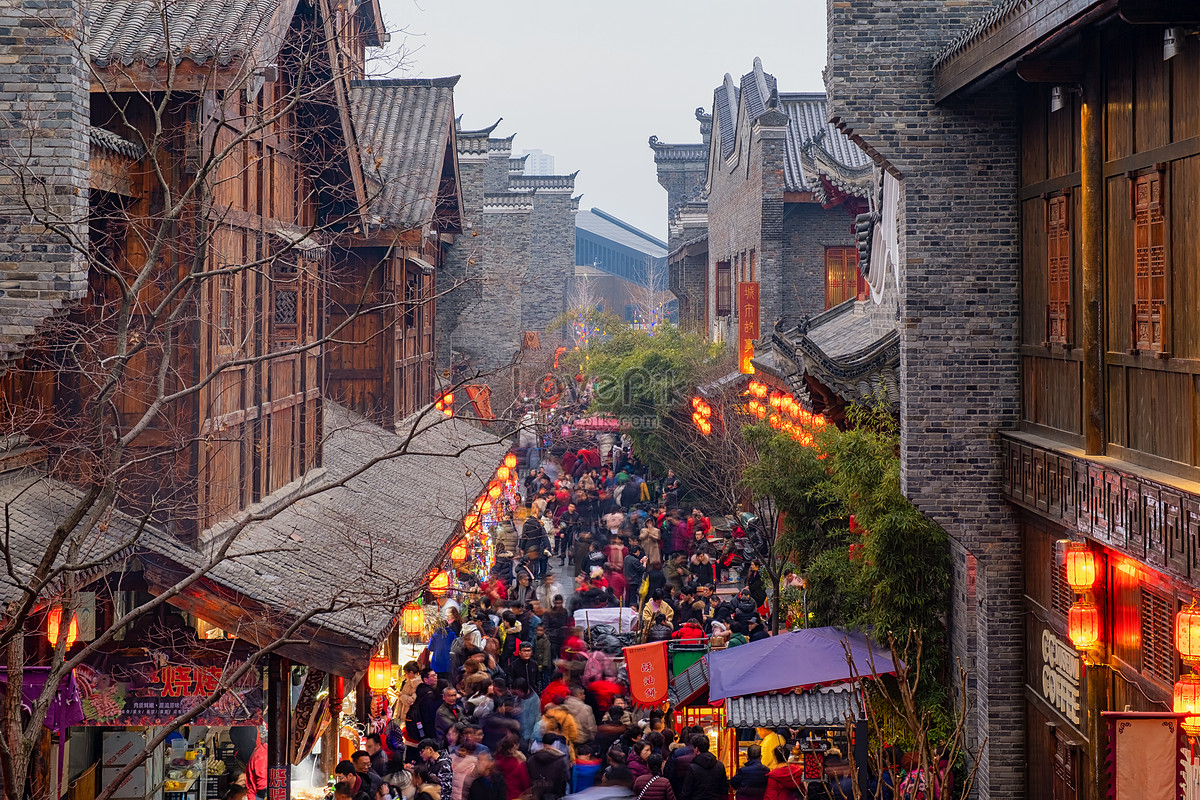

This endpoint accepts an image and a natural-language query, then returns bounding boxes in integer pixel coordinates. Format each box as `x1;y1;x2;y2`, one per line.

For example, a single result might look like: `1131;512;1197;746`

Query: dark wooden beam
934;0;1114;102
1015;59;1085;83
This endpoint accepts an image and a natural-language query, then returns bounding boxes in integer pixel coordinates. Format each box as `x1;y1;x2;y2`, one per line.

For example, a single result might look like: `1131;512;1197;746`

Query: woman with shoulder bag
631;754;676;800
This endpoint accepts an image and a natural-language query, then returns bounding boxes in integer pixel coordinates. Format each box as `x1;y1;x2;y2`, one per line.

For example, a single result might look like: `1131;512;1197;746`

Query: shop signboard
75;642;264;726
737;282;760;374
1027;617;1082;730
624;641;669;707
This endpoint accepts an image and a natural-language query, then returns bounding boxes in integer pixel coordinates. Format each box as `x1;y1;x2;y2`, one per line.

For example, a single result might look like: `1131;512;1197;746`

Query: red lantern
435;392;454;418
1064;542;1098;593
401;605;425;637
496;466;510;482
451;540;468;562
368;653;392;691
488;482;502;500
1067;600;1101;651
1177;602;1200;667
504;453;517;470
464;514;480;533
479;498;493;514
46;607;78;649
1175;673;1200;738
429;570;450;595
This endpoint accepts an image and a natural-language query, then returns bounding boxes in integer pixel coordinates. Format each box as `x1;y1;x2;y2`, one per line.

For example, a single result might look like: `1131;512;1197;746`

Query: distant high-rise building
521;149;556;175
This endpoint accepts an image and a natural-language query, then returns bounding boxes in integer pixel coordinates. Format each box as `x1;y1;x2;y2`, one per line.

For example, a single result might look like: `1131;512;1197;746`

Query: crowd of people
322;433;920;800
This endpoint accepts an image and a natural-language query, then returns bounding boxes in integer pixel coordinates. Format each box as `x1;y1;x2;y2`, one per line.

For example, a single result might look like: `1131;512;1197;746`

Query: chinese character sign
623;641;669;707
737;282;760;374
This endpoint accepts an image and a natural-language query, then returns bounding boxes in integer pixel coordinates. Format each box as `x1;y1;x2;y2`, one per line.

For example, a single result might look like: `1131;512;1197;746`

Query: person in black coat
526;735;569;799
682;735;728;800
730;745;770;800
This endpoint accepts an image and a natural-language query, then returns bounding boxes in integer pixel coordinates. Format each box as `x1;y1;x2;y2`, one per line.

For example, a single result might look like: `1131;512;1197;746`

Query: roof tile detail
349;77;460;231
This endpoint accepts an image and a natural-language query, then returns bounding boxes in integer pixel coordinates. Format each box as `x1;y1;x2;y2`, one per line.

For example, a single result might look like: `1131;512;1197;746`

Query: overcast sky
378;0;829;241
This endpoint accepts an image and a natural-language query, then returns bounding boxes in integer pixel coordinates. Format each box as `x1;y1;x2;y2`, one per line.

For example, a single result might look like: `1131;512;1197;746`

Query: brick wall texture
825;1;1023;797
0;0;88;368
437;135;575;394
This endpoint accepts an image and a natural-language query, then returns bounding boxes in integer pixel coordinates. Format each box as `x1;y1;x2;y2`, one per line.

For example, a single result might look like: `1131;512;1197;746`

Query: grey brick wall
656;163;707;249
0;0;88;368
825;2;1023;797
439;134;575;398
781;202;855;320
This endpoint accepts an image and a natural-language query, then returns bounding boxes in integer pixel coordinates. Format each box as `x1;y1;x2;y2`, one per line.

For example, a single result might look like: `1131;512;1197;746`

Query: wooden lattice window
1132;170;1167;353
1046;193;1071;345
217;274;237;353
1140;585;1174;683
825;246;859;309
716;261;731;316
271;256;301;349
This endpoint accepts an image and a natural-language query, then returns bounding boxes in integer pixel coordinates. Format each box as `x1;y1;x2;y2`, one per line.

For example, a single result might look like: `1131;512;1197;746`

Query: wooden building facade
941;3;1200;797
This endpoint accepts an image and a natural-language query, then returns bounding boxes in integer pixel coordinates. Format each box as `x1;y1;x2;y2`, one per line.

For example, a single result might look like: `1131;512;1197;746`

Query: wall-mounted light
1050;85;1067;113
1165;27;1182;60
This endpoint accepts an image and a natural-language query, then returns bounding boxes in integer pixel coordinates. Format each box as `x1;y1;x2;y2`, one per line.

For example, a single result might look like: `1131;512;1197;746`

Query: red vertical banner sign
738;282;760;374
624;641;670;707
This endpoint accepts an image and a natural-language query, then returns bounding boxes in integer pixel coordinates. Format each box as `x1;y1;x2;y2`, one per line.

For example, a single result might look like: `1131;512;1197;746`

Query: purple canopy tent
0;667;85;797
707;627;897;701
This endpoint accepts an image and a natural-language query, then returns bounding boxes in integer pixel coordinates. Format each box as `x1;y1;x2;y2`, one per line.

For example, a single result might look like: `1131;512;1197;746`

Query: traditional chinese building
827;1;1200;797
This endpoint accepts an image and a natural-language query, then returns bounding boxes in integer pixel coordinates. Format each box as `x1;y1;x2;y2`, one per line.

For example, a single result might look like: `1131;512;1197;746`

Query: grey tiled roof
350;77;461;231
725;683;861;729
779;94;874;197
933;0;1029;69
0;470;147;605
86;0;292;67
153;402;504;647
647;136;708;163
89;126;145;159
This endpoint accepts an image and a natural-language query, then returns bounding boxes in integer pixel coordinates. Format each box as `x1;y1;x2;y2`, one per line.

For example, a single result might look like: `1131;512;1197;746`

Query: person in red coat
672;620;705;642
762;747;807;800
540;673;571;712
493;735;530;800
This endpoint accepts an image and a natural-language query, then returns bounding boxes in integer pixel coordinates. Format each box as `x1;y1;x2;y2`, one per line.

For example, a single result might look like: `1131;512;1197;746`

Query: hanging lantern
1179;602;1200;667
488;482;502;500
451;540;468;562
479;498;493;514
496;466;510;482
429;570;450;595
401;604;425;637
1067;600;1101;651
504;453;517;470
1064;542;1098;593
367;652;392;692
464;514;480;534
1175;673;1200;738
46;607;78;649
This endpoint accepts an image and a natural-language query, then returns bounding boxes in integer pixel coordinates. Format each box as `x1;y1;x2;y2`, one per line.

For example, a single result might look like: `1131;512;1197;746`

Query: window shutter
716;262;731;316
1140;586;1174;683
1046;194;1071;345
1133;172;1166;352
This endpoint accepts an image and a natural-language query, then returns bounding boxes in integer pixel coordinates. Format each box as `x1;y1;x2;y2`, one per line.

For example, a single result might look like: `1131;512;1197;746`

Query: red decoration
1174;673;1200;738
429;570;450;595
401;605;425;637
504;453;518;470
367;653;392;691
1064;542;1098;593
1067;600;1101;651
623;641;669;706
1177;602;1200;667
46;607;78;648
450;540;468;562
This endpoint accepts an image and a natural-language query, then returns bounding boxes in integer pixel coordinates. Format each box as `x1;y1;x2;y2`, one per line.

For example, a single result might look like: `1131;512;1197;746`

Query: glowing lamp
1067;600;1101;651
1064;542;1098;593
435;392;454;417
769;414;781;429
504;453;518;470
368;653;392;691
496;466;510;482
401;604;425;637
46;607;78;649
1177;602;1200;666
769;392;783;409
451;540;468;562
465;514;480;533
1176;674;1200;738
488;482;502;500
429;570;450;595
479;498;493;514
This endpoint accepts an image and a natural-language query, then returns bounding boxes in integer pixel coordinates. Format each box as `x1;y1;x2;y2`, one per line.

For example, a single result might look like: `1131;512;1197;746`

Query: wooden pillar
319;676;344;776
1080;34;1105;456
267;655;291;800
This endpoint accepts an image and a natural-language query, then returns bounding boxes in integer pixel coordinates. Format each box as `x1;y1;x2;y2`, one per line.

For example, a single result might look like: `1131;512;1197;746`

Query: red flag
623;641;669;707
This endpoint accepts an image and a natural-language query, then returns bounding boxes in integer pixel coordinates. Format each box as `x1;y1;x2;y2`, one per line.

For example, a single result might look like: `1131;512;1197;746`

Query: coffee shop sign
1041;628;1081;727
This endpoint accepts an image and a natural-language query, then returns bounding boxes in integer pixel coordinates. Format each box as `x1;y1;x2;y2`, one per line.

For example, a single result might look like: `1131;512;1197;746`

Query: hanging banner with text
74;642;264;726
624;641;669;708
738;282;760;374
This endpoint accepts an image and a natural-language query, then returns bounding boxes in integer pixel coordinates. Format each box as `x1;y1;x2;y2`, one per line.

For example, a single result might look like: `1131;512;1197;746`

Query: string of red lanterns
691;397;713;436
1176;600;1200;738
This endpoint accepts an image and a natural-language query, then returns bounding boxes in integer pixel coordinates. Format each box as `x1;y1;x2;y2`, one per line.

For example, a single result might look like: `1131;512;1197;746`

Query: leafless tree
0;1;506;796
